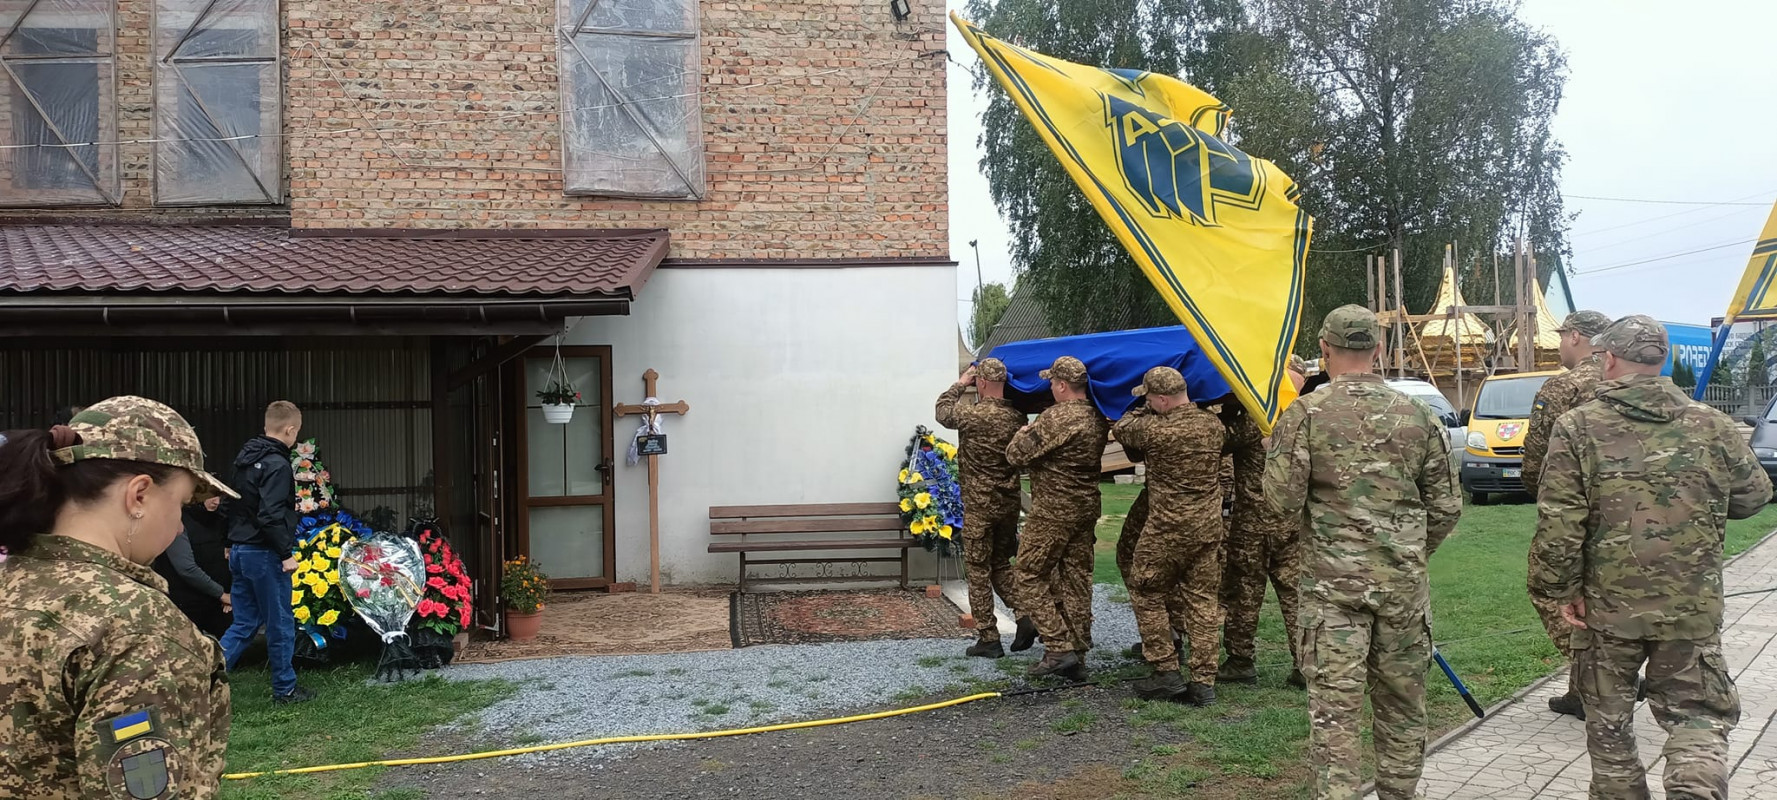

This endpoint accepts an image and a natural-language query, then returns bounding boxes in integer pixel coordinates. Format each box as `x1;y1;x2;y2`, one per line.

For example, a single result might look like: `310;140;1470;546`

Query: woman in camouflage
0;396;239;800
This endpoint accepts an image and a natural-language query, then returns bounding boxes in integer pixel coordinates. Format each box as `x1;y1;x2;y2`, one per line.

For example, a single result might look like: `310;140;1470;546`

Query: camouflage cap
976;357;1008;382
1320;304;1381;350
1131;366;1187;397
1040;355;1089;384
53;396;239;499
1592;315;1669;365
1556;309;1613;338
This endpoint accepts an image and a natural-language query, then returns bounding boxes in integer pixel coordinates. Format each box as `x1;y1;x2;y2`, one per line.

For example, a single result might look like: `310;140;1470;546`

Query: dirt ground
379;685;1310;800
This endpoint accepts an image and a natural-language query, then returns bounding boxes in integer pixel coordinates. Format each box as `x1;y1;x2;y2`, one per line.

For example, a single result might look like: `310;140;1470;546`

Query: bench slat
709;502;900;519
709;539;913;553
711;517;905;535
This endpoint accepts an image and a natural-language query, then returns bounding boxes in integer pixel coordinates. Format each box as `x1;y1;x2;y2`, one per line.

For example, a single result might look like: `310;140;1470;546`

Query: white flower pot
541;403;575;424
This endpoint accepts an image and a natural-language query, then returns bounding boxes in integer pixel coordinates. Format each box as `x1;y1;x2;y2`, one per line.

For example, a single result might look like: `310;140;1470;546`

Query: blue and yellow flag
953;13;1311;434
1693;199;1777;397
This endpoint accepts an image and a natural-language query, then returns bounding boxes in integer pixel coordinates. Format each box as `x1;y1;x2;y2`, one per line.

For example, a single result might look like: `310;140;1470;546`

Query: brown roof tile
0;225;668;298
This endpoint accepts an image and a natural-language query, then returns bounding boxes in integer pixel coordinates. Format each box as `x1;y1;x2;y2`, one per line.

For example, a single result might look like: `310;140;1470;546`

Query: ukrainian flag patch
109;709;154;743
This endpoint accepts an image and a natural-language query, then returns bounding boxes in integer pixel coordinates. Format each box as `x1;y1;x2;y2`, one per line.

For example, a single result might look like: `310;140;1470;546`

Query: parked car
1387;378;1467;451
1740;396;1777;487
1459;370;1559;503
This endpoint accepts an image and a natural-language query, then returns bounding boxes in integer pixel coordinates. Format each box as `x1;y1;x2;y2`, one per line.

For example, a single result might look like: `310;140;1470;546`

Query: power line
1572;237;1756;275
1568;187;1777;239
1564;193;1772;207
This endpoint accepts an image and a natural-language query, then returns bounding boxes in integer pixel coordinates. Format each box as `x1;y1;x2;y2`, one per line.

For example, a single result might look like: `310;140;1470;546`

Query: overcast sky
947;0;1777;341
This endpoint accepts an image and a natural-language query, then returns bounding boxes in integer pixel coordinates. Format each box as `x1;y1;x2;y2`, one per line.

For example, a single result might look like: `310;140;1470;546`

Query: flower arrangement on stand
290;509;370;666
290;439;337;514
407;520;474;668
896;426;964;556
500;556;550;642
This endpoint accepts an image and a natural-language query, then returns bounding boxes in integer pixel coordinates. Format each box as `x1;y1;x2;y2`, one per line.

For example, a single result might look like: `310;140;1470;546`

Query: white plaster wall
565;265;958;586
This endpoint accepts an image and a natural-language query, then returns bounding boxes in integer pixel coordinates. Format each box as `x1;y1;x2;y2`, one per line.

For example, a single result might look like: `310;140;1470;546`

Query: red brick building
0;0;955;621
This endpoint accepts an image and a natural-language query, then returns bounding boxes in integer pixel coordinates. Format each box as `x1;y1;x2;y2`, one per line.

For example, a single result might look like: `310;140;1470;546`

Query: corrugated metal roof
0;225;668;297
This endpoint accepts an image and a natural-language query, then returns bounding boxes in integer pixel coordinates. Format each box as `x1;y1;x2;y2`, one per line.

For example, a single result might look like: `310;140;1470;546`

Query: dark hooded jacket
225;435;298;553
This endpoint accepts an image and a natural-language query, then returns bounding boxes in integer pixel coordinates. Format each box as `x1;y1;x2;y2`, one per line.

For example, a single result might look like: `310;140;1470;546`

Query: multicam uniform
936;368;1027;645
1219;407;1302;680
1532;325;1771;800
1266;309;1460;800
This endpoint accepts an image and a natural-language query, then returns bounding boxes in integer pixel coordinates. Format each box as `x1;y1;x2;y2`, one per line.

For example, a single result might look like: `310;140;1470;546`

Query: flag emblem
1498;423;1523;442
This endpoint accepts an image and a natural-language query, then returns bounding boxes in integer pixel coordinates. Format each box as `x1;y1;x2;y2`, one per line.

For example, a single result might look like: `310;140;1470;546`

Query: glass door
515;346;615;589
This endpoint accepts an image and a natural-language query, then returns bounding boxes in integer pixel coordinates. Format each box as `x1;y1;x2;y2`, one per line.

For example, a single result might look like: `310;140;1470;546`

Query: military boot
965;638;1005;659
1132;670;1188;701
1009;617;1039;652
1548;692;1585;720
1027;649;1082;678
1181;682;1217;707
1287;669;1306;689
1124;635;1181;660
1217;655;1259;685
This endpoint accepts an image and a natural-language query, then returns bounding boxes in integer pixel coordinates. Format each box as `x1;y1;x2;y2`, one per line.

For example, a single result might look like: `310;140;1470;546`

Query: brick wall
0;0;950;260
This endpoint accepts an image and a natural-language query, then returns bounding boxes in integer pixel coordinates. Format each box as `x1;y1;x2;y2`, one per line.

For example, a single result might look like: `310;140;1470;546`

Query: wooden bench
708;503;912;593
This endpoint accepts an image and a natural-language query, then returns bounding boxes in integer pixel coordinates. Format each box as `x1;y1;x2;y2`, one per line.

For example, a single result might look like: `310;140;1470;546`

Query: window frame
150;0;282;206
0;0;120;206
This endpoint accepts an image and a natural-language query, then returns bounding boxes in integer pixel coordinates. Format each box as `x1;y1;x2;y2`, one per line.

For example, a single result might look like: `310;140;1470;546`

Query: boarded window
556;0;704;199
0;0;119;206
152;0;280;205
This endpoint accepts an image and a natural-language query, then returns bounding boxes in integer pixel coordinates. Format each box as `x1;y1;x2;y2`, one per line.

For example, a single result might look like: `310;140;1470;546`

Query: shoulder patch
103;708;157;744
1533;399;1546;412
105;736;176;800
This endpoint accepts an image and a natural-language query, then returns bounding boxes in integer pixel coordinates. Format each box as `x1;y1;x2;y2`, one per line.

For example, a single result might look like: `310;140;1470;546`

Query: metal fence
1701;383;1776;421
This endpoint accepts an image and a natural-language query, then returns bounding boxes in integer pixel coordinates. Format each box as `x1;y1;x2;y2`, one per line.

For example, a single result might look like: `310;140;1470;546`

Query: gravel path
435;587;1142;766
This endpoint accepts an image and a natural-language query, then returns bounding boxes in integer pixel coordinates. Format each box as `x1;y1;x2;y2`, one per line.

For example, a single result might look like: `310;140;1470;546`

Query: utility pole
968;240;984;293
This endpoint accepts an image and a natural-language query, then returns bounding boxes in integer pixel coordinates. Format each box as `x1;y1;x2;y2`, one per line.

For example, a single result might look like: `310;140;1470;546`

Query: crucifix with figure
614;369;689;594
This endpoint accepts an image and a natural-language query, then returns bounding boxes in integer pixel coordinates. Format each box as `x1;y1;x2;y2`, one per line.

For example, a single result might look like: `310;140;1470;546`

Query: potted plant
501;556;550;641
537;380;580;424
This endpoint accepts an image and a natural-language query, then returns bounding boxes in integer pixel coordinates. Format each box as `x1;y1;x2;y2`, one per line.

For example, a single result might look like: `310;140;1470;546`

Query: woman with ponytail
0;397;240;800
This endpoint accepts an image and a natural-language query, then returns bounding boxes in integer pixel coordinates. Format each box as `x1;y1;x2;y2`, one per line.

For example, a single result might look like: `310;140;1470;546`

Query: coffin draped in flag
952;13;1311;434
1693;199;1777;398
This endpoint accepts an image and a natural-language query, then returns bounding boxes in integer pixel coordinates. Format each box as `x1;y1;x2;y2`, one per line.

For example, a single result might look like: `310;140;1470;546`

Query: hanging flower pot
540;402;575;424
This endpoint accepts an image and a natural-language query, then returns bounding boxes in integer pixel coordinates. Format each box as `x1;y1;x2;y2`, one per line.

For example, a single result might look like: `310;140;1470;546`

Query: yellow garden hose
224;691;1003;780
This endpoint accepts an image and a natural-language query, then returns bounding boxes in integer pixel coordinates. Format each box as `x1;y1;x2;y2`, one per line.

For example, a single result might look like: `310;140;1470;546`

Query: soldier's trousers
1117;489;1187;633
1301;591;1430;800
1529;587;1580;694
1220;518;1301;666
1218;432;1265;620
1129;527;1222;683
1574;630;1740;800
1013;514;1096;653
961;494;1021;643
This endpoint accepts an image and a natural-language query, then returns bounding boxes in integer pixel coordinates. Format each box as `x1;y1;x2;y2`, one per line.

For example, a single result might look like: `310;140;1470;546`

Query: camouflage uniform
1219;407;1302;676
1007;357;1109;656
936;358;1028;644
0;396;236;800
1265;306;1461;800
1520;309;1612;707
1113;369;1226;683
1530;316;1771;800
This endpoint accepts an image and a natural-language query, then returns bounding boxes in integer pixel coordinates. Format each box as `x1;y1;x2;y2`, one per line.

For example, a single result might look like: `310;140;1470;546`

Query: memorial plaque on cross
614;369;689;594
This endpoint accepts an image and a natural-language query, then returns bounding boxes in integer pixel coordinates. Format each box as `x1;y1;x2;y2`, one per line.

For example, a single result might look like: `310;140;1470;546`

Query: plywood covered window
152;0;280;205
0;0;119;206
556;0;704;199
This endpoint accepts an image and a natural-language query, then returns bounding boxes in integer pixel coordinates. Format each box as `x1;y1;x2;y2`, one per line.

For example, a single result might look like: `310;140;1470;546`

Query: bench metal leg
739;551;747;594
899;548;909;589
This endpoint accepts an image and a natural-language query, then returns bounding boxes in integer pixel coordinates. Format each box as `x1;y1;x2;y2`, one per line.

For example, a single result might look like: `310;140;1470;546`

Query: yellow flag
1719;200;1777;325
953;13;1310;433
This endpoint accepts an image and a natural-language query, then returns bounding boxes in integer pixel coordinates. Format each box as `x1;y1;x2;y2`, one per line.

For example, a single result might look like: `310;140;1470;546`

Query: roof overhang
0;224;667;335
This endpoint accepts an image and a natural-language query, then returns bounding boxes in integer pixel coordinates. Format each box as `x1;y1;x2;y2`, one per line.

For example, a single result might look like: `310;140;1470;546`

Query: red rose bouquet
415;527;475;638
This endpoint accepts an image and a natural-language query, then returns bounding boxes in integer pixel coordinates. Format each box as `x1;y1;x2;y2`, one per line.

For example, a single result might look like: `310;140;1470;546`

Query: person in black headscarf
153;496;234;637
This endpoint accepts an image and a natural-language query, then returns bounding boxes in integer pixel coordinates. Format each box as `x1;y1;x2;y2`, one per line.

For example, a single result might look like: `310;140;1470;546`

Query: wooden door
512;346;616;589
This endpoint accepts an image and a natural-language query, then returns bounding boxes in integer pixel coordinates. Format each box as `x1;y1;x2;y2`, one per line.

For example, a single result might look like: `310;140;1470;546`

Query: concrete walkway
1371;532;1777;799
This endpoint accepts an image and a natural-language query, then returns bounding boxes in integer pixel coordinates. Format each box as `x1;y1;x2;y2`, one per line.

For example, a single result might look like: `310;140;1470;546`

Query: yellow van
1459;369;1560;504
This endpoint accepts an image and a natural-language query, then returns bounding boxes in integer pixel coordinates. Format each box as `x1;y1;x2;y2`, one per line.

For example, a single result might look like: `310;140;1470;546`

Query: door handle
595;458;615;485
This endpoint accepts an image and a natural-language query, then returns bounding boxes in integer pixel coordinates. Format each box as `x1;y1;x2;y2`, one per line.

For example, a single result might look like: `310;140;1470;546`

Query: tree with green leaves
968;282;1013;350
1671;359;1696;389
1748;338;1770;388
963;0;1571;347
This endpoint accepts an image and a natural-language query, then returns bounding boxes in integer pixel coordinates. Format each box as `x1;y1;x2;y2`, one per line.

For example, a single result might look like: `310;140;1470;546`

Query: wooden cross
614;369;689;594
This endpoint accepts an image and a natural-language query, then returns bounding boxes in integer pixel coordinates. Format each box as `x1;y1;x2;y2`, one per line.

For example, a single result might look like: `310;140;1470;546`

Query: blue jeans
219;544;297;696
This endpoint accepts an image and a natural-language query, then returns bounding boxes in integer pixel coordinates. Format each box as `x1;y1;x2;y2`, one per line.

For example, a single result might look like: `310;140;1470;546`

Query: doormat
729;588;968;648
455;589;732;664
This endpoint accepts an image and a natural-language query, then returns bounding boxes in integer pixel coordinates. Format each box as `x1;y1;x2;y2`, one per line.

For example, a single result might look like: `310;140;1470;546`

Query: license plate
1503;468;1522;479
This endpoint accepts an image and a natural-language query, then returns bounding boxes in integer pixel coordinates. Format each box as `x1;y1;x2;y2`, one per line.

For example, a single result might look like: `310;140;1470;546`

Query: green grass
915;654;947;668
1051;710;1097;733
220;664;515;800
